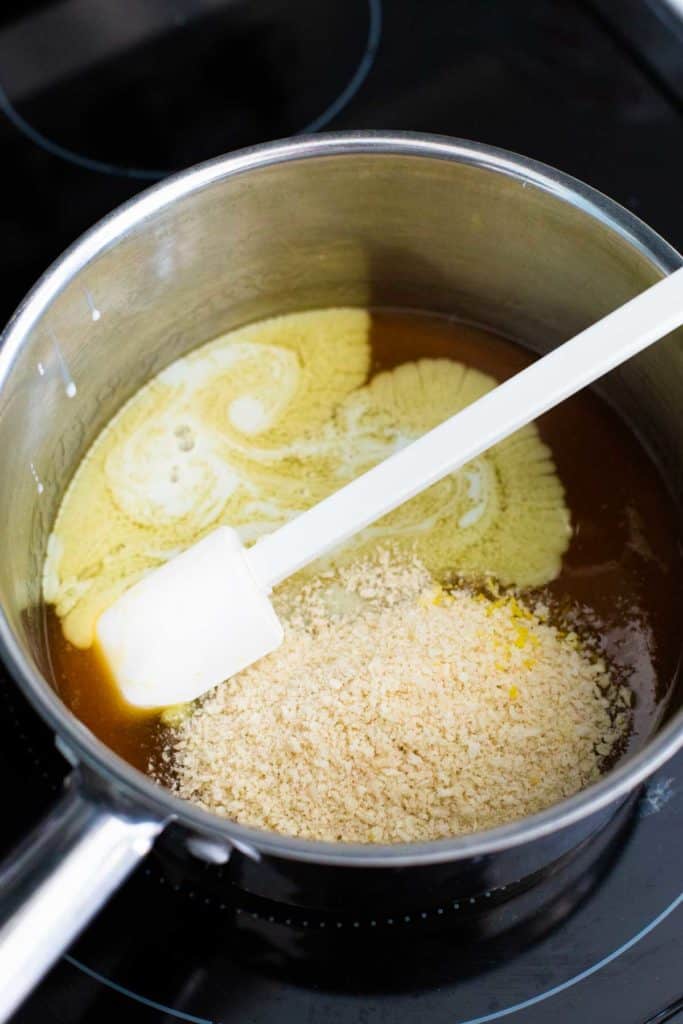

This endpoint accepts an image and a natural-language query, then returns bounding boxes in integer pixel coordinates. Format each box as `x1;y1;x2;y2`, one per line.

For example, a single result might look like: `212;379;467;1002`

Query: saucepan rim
0;130;681;867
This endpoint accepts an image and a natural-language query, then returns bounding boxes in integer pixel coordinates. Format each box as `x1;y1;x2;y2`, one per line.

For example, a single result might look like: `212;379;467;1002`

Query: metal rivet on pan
186;836;232;865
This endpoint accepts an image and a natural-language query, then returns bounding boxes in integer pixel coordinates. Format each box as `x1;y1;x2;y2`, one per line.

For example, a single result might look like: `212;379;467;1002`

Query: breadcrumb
164;550;630;844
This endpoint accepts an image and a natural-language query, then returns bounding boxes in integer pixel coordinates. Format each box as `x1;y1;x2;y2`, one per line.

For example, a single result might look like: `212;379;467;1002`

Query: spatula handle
247;267;683;590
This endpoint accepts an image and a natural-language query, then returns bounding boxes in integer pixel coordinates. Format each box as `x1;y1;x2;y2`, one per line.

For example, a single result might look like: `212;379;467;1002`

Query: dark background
0;0;682;327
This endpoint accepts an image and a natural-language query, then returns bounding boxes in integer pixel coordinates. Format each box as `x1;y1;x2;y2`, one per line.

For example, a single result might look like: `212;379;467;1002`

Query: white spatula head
95;526;283;708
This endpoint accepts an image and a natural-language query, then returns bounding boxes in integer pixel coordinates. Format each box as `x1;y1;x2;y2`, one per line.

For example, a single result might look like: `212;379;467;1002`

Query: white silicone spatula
97;267;683;708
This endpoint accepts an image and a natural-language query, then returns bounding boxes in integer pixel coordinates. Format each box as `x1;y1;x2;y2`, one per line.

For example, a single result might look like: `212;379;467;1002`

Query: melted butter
44;308;372;648
44;310;683;769
45;307;571;649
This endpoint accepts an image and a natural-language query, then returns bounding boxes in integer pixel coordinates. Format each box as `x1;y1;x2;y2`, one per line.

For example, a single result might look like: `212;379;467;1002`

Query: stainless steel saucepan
0;133;682;1021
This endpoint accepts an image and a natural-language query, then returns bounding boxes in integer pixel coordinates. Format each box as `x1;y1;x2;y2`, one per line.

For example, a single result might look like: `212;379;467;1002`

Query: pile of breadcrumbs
163;549;631;844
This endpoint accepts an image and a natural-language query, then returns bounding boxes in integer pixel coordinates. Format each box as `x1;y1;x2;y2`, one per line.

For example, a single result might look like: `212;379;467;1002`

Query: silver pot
0;132;682;1019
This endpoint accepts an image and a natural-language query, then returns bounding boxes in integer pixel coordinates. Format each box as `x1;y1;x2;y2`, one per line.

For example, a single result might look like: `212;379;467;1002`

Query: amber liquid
45;310;683;772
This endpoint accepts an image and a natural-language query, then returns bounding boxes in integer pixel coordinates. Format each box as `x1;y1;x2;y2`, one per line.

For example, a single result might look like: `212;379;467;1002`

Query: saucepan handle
0;769;164;1022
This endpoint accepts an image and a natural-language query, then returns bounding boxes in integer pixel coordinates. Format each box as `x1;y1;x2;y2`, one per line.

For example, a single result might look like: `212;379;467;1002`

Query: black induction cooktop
1;2;682;1022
